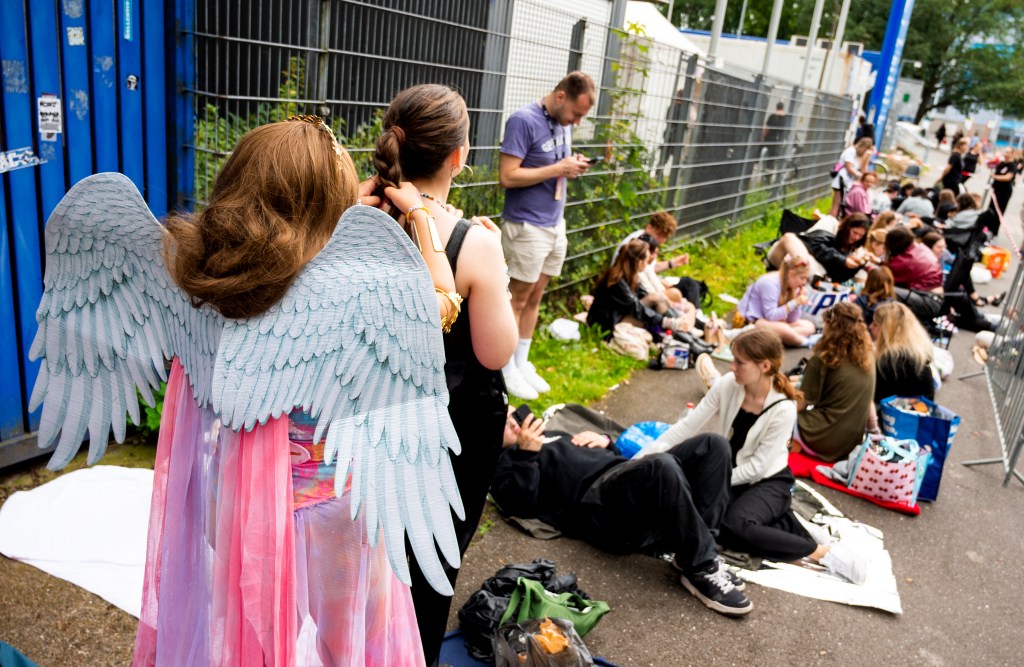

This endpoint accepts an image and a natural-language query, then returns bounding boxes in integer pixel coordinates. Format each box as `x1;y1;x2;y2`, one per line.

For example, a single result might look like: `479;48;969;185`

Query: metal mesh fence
973;258;1024;485
183;0;854;297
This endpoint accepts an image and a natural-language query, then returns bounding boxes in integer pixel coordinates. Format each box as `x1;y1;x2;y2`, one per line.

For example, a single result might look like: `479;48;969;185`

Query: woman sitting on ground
869;210;897;233
884;226;942;293
767;213;873;284
736;254;816;347
859;228;887;275
934;188;957;222
885;226;996;332
942;193;981;248
642;330;867;584
635;233;695;320
870;302;935;403
587;239;692;338
795;302;876;462
853;266;895;326
921;231;954;267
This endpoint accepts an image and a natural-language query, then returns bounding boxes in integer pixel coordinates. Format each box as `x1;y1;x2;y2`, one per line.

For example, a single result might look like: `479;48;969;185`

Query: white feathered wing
30;172;464;595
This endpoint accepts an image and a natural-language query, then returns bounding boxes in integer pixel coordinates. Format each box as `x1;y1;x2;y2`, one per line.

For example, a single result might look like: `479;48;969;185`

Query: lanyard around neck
541;102;565;161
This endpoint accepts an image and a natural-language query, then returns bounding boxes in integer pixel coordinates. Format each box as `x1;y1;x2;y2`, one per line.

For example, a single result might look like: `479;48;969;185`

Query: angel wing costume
31;173;465;666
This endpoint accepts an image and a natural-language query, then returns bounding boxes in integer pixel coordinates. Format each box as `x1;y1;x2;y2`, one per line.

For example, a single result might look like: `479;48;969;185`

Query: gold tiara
285;115;343;157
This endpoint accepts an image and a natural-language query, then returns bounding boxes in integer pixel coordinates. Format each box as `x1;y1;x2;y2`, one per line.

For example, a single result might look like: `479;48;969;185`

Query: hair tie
390;125;406;145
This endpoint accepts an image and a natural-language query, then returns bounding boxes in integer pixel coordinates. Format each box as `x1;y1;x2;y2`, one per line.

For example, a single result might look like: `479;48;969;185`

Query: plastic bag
494;617;594;667
459;559;587;662
616;421;670;458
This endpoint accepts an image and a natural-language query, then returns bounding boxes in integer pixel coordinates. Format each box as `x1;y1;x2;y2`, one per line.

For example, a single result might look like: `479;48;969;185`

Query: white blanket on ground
0;465;152;618
733;481;903;614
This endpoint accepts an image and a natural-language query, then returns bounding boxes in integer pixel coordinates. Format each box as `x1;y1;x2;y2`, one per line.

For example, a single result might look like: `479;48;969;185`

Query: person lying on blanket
639;329;868;584
491;404;754;617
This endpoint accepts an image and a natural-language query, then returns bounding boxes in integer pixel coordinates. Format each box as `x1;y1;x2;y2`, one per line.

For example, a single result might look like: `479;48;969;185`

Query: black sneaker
680;567;753;616
671;555;745;592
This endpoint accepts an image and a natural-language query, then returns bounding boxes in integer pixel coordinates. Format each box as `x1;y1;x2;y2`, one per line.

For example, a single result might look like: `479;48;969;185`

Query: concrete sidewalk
448;166;1024;665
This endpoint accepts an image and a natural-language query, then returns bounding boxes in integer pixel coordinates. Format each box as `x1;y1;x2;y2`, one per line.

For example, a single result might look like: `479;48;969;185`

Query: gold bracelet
405;206;445;253
435;287;464;334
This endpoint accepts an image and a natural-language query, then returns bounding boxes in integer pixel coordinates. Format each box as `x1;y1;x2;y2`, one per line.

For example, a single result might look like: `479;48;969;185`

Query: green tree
670;0;1024;122
843;0;1023;122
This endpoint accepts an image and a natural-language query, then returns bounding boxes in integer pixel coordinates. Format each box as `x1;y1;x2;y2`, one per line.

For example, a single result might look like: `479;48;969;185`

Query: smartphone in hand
512;404;533;426
585;156;605;165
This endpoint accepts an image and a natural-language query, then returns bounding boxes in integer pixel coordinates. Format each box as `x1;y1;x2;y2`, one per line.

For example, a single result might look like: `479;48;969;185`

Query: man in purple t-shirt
498;71;595;399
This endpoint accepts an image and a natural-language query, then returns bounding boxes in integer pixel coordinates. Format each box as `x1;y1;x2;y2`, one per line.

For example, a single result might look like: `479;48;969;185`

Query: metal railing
182;0;854;296
963;257;1024;486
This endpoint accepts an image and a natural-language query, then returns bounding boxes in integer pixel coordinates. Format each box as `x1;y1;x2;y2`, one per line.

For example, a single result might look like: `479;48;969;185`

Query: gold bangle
435;287;464;334
405;206;445;253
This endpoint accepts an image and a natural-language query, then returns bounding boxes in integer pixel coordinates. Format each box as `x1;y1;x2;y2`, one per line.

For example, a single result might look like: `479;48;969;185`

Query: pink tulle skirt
133;360;425;666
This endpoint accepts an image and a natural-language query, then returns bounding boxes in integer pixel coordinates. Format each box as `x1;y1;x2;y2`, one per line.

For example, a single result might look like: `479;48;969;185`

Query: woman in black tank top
372;84;518;667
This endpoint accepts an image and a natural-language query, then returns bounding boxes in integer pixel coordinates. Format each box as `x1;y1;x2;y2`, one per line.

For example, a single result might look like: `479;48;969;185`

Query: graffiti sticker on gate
0;147;45;174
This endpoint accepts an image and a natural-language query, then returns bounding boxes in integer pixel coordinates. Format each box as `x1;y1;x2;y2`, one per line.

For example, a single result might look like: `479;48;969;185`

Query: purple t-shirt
738;273;801;323
500;102;571;228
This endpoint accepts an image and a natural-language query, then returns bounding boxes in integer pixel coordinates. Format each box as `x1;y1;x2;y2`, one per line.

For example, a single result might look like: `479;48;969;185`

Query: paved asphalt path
445;150;1024;666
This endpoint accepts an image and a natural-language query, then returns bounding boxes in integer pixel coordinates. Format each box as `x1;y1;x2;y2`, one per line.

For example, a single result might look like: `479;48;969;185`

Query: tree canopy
670;0;1024;122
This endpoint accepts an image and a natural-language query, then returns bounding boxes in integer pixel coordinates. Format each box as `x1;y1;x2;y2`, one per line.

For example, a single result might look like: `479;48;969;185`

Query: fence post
174;0;195;209
313;0;331;117
666;53;699;216
597;0;628;120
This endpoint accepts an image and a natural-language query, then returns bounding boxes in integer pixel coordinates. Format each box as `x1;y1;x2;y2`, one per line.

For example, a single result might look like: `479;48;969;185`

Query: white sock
502;358;518;375
515;338;532;368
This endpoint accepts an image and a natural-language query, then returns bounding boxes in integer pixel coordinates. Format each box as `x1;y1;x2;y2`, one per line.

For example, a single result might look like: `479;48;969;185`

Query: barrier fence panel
180;0;854;297
963;257;1024;486
0;0;171;466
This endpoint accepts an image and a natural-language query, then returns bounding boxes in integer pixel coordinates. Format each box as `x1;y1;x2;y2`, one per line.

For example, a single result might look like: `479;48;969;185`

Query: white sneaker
519;362;551;394
502;364;539;400
821;541;868;585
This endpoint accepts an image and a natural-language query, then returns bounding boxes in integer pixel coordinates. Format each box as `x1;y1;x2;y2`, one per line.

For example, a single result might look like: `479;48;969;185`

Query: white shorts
501;219;567;284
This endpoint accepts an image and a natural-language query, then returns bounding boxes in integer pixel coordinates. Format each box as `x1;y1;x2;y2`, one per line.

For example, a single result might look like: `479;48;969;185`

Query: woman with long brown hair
853;266;895;325
144;117;460;664
371;83;518;666
587;239;692;338
767;212;873;283
795;301;876;461
645;329;867;584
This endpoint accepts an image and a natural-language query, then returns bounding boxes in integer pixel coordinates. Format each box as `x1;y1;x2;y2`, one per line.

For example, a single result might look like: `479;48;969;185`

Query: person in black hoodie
491;405;753;616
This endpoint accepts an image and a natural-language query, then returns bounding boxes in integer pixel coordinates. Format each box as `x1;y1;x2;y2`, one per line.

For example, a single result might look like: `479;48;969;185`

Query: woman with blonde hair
870;302;935;402
795;301;876;461
736;254;817;347
644;329;867;584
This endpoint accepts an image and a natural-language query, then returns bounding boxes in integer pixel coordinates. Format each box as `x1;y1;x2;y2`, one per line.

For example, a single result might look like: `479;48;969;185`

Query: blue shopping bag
615;421;670;459
879;396;960;502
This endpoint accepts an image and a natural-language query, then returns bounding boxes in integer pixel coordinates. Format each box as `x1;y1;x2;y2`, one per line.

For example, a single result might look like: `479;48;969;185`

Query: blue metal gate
0;0;171;464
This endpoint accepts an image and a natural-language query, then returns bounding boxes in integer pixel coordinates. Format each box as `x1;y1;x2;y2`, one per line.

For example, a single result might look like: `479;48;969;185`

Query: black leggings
408;399;506;667
719;468;817;561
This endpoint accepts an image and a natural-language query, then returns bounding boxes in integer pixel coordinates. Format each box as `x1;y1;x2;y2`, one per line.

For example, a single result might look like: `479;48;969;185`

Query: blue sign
868;0;916;147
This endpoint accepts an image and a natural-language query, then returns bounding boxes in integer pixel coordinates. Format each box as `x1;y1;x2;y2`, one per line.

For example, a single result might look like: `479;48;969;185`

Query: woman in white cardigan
639;329;866;583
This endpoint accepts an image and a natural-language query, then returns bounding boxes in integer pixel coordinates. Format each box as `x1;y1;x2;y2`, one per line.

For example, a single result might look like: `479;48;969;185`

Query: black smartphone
512;404;533;426
585;156;605;164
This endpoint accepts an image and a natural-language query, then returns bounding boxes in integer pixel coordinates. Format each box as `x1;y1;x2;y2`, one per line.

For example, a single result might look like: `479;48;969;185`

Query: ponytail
732;328;802;402
772;371;802;402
